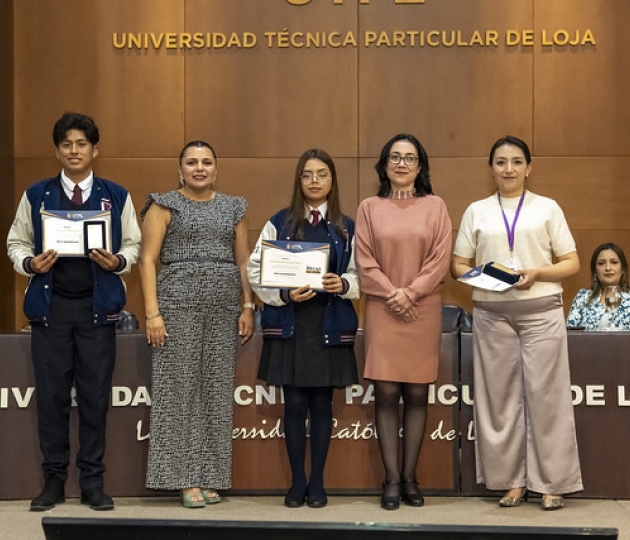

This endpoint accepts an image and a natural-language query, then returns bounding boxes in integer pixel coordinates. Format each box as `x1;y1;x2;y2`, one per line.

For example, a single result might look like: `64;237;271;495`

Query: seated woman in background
567;243;630;331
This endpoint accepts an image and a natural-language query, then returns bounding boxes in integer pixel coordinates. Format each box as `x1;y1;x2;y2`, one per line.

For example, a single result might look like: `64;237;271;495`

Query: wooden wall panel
14;0;185;158
0;0;14;332
358;0;534;158
527;158;630;229
7;0;630;332
184;0;358;158
534;0;630;156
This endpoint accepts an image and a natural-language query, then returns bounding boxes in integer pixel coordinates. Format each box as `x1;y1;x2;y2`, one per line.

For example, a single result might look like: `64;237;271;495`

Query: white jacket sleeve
339;235;360;300
7;192;36;276
246;220;287;306
115;194;142;274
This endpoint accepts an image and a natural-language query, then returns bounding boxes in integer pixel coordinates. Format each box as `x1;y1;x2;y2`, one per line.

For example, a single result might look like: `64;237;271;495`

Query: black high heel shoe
380;480;400;510
401;478;424;507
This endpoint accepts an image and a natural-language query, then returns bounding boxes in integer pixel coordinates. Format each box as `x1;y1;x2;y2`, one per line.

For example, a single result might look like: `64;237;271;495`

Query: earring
179;175;184;186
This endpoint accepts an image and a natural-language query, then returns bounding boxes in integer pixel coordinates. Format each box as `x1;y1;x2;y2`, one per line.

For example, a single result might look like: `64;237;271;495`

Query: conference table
0;330;628;500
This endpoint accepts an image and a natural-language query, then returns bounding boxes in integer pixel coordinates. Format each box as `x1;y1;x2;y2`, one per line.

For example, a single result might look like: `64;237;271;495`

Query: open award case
457;262;521;291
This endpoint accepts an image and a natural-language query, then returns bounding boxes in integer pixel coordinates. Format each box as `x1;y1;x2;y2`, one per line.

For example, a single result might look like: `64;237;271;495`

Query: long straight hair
284;148;346;241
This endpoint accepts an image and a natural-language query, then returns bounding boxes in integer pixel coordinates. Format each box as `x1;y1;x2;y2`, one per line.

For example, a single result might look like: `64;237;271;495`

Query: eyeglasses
388;153;419;166
300;171;330;183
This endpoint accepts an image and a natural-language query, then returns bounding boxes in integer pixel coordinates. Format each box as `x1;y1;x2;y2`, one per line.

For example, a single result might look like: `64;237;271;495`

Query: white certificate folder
259;240;329;290
41;209;112;257
457;262;520;291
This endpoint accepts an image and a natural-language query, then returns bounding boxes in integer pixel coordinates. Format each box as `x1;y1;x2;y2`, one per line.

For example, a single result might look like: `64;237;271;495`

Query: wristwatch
242;303;256;310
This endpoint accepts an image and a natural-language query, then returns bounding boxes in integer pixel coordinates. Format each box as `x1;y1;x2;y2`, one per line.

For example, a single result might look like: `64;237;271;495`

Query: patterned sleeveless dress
143;190;246;491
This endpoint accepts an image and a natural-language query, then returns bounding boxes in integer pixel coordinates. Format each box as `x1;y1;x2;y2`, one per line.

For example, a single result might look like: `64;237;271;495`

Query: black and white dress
143;190;246;491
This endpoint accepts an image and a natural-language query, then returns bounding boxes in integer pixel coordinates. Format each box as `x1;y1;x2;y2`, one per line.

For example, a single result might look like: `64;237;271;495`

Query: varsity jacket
7;175;141;326
247;208;360;345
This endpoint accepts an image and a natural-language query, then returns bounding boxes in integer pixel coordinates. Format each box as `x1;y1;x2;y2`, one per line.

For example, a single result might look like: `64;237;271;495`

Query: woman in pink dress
355;133;452;510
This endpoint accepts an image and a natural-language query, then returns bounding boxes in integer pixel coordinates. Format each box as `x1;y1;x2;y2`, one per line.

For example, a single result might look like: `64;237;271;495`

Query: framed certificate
259;241;330;290
84;221;107;252
41;210;112;257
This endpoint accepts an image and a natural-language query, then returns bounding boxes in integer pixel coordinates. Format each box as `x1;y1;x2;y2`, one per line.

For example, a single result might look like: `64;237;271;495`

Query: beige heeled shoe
499;487;527;507
541;494;564;511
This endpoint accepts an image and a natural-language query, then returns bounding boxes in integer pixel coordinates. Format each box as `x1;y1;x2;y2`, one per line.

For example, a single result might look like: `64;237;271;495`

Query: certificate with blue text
259;241;329;290
41;209;112;257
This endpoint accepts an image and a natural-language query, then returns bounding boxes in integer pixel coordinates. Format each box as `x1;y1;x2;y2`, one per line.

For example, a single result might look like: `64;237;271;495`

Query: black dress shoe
30;476;65;511
380;480;400;510
81;487;114;511
284;488;306;508
401;479;425;507
307;488;328;508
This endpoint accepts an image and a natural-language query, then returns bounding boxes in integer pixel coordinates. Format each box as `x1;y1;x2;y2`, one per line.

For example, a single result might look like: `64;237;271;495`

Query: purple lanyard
498;191;526;258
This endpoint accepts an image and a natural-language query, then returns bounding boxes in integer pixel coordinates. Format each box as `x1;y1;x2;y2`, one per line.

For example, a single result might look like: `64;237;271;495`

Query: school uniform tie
310;210;320;226
72;185;83;205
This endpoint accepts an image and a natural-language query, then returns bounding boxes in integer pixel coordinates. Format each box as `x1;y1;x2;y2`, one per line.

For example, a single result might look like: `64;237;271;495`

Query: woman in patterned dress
567;243;630;330
247;149;360;508
139;140;254;508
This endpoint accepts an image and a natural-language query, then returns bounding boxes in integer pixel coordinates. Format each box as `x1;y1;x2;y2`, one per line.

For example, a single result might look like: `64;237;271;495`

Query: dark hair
284;148;346;241
52;112;99;147
588;242;629;303
488;135;532;166
179;140;216;165
375;133;432;197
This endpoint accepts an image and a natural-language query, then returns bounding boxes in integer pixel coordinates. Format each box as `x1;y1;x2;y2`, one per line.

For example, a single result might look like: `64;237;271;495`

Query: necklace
389;189;416;200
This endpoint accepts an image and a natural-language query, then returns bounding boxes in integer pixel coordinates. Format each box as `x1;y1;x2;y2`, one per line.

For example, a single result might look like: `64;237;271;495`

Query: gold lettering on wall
112;32;258;50
286;0;425;5
541;29;596;46
112;30;596;51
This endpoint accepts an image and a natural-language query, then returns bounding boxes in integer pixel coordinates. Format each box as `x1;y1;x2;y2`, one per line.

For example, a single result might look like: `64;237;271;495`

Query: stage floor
2;495;629;540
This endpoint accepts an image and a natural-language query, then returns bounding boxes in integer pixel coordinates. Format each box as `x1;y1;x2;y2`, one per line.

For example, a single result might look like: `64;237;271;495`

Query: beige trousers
472;294;583;495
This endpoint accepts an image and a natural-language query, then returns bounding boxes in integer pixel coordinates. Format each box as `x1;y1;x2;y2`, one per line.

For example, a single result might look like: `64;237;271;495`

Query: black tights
282;385;334;497
374;381;429;483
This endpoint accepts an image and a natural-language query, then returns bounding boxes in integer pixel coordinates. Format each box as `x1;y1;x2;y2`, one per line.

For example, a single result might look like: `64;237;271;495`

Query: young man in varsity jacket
7;112;141;511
